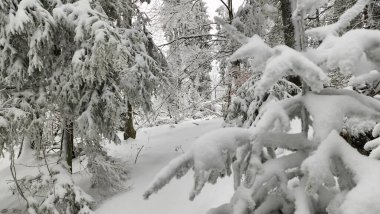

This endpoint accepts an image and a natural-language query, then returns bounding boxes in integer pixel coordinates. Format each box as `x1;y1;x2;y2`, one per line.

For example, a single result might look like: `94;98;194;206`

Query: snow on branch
256;89;380;141
302;130;380;214
364;124;380;159
144;117;313;202
364;138;380;159
251;151;308;195
143;128;252;200
303;92;380;141
253;97;297;135
255;45;329;96
326;29;380;75
214;16;249;45
317;88;380;112
229;150;310;213
349;70;380;89
14;163;94;213
228;35;274;63
259;132;314;151
6;0;55;35
216;18;329;96
306;0;371;40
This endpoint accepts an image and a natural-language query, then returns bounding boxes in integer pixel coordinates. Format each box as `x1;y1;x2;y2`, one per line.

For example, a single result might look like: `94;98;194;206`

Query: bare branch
158;34;225;47
219;0;229;9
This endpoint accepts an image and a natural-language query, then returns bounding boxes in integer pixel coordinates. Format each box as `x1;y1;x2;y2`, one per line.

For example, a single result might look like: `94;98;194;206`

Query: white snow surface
96;118;234;214
0;118;234;214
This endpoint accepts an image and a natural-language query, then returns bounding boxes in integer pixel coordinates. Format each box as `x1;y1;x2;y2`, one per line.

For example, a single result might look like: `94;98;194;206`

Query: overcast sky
205;0;244;18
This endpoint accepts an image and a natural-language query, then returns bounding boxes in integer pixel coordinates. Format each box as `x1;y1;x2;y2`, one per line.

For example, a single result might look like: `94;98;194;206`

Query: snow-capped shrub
87;149;128;192
12;163;94;214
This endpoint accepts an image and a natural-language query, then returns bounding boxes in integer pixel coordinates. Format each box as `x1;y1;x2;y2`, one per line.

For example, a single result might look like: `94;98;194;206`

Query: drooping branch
306;0;371;40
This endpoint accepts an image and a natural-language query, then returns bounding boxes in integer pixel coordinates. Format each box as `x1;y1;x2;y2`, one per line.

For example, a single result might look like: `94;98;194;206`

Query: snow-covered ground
0;118;233;214
96;118;233;214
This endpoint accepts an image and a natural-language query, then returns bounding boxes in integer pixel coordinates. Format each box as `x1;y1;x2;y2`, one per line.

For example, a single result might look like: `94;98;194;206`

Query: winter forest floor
0;118;235;214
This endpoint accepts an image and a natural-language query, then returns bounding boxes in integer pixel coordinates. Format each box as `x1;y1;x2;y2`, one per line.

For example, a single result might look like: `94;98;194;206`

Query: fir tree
0;0;162;212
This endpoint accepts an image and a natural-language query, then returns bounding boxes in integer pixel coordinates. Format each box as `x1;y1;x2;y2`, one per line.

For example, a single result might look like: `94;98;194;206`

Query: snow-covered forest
2;0;380;213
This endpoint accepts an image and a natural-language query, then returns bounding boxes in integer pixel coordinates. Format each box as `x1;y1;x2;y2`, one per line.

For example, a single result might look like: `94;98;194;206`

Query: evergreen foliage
0;0;161;212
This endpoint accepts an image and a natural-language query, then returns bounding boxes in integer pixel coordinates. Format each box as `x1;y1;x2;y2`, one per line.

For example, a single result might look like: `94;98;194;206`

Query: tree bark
64;119;74;173
228;0;233;23
223;0;242;117
280;0;302;90
294;8;311;137
124;101;136;140
280;0;296;48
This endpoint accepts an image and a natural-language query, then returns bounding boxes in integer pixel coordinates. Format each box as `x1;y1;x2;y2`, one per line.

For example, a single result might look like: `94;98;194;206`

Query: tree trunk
227;0;233;24
124;101;136;140
64;119;74;173
291;4;311;137
223;0;241;117
280;0;302;90
280;0;296;48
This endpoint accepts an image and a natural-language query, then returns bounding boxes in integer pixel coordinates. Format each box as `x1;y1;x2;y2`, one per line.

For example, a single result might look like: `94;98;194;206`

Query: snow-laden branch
255;45;329;96
364;124;380;159
216;19;330;97
143;124;313;201
306;0;371;40
229;35;274;63
253;89;380;141
6;0;55;35
349;70;380;89
225;35;329;96
143;128;251;200
252;96;301;135
317;88;380;112
302;130;380;214
214;17;249;44
304;93;380;140
325;29;380;75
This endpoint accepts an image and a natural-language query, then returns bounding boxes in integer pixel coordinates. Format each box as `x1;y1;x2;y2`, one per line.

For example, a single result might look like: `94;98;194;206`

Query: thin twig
10;149;29;208
219;0;229;10
158;34;225;47
134;145;145;164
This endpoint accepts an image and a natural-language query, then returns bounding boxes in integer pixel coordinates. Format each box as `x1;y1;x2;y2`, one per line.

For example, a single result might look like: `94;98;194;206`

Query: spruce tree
0;0;161;212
